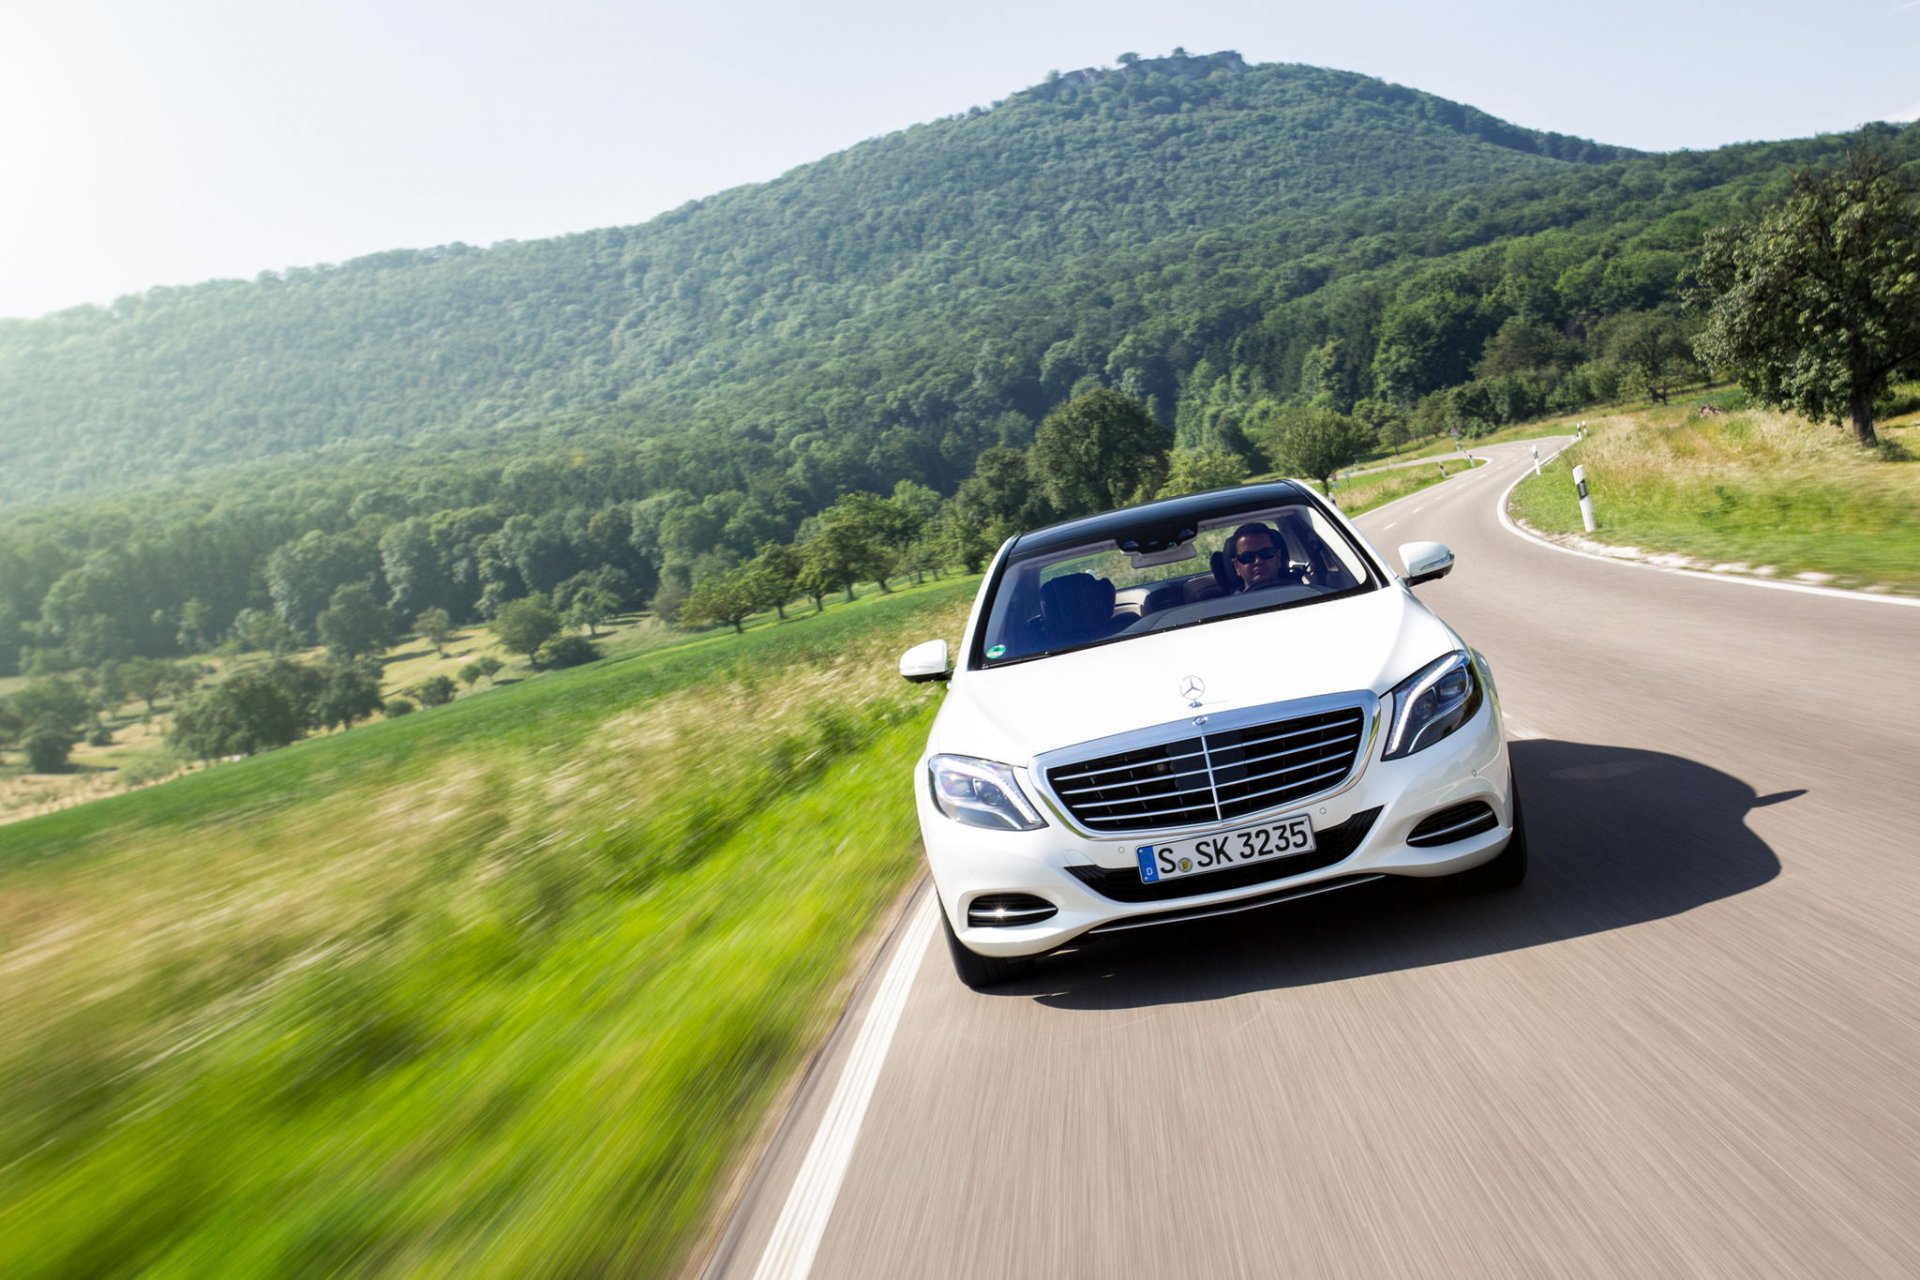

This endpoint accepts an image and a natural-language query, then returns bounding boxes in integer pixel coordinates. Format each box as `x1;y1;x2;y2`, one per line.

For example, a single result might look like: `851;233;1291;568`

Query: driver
1225;523;1286;591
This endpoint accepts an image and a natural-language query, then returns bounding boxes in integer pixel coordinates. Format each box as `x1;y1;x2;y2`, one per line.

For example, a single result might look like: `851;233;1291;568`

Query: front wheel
941;907;1031;989
1455;779;1529;892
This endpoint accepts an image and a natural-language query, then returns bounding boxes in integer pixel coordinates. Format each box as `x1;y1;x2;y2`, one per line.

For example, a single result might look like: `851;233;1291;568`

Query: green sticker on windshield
986;644;1007;659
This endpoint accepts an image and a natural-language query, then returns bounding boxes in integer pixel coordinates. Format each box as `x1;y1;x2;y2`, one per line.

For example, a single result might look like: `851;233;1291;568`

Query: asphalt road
710;440;1920;1279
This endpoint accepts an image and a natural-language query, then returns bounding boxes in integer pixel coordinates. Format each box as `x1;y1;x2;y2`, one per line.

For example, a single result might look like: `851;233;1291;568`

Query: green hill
0;52;1636;504
1;52;1913;682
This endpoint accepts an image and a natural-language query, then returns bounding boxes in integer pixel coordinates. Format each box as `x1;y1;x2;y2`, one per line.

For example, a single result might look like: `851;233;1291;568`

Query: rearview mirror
1398;541;1455;586
899;638;952;683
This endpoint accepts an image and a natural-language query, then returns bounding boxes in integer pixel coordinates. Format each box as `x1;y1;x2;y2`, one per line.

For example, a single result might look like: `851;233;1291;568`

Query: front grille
1066;808;1380;903
1407;801;1498;847
1045;706;1366;834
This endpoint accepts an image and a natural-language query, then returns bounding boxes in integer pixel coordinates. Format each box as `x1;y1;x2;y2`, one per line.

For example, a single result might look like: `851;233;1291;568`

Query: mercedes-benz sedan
899;481;1525;988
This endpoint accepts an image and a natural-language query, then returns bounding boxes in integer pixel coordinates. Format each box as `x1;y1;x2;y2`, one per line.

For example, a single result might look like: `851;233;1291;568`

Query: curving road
709;440;1920;1279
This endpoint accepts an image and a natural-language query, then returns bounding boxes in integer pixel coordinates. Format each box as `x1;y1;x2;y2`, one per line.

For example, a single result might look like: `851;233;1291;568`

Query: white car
899;481;1525;989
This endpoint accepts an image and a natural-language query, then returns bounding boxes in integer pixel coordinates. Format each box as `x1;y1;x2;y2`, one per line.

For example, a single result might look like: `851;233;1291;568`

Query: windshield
972;493;1381;669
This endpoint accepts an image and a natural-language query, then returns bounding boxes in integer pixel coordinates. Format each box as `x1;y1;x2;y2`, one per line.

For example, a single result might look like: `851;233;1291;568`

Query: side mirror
1399;541;1455;587
899;638;952;684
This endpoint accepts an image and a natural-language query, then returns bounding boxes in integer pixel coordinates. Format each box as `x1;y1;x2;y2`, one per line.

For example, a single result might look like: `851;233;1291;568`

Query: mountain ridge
0;52;1653;504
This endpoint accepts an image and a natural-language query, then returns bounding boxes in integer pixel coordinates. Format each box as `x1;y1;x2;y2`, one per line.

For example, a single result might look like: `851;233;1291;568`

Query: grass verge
1508;405;1920;593
0;577;976;1277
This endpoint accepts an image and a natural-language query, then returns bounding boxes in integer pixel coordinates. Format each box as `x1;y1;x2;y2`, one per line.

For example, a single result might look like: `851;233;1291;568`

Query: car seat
1037;573;1121;646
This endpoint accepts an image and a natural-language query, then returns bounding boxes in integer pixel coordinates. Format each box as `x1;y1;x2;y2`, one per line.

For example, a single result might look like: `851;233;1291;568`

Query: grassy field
1508;397;1920;593
0;602;788;825
1254;455;1484;516
0;576;976;1277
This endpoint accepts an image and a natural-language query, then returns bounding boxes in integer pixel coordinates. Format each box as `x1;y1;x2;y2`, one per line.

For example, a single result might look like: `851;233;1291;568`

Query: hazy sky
4;0;1916;319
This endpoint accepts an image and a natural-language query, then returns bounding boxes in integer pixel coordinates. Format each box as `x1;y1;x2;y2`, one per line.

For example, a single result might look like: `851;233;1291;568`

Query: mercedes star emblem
1179;675;1206;706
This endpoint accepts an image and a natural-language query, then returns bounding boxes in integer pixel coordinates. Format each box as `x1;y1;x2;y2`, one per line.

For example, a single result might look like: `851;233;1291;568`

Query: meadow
0;577;975;1277
1508;397;1920;593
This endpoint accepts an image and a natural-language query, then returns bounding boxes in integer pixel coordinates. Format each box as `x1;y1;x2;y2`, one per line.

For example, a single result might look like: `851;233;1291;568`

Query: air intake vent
1407;801;1498;847
967;894;1058;928
1045;706;1366;834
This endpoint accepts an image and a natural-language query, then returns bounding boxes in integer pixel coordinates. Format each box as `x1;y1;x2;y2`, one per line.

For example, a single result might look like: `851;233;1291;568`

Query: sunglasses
1233;547;1279;566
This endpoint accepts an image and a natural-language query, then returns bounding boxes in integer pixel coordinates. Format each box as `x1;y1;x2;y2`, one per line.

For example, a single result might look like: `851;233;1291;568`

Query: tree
682;568;758;634
1603;309;1697;405
793;555;836;614
1692;147;1920;446
4;678;90;740
228;608;297;656
24;718;74;773
314;661;385;730
118;655;176;716
1029;389;1170;517
316;583;392;660
491;596;561;660
564;588;620;637
745;542;801;620
535;634;597;668
413;607;456;656
414;674;457;707
264;531;377;639
169;663;315;760
1257;405;1374;497
802;493;899;601
459;655;504;688
1157;446;1250;498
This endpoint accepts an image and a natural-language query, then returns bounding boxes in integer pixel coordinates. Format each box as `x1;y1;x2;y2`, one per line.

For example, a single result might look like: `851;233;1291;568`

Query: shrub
415;675;457;707
535;634;598;669
87;726;114;747
384;698;416;718
459;655;505;688
492;597;561;659
24;720;74;773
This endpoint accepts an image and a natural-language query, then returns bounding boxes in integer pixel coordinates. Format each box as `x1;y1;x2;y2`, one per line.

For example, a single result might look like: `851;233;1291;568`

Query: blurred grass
1334;458;1481;515
1509;406;1920;592
0;576;976;1278
1251;456;1481;516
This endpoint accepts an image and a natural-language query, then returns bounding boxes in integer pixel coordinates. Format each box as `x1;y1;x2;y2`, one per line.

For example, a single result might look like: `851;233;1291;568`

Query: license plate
1135;813;1317;884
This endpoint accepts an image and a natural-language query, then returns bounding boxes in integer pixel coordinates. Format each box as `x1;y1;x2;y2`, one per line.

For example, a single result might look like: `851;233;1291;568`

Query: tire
941;907;1031;990
1455;776;1529;892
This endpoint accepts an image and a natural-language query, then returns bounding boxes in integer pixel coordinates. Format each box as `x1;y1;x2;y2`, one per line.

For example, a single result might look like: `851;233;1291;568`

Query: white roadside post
1530;443;1541;476
1573;464;1597;532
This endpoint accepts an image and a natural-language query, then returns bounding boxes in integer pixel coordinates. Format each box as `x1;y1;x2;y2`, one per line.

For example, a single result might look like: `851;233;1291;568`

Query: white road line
751;894;938;1280
1494;451;1920;610
1503;719;1546;740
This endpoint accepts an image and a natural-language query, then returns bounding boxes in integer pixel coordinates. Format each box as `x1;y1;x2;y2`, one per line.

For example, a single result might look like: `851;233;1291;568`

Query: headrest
1040;572;1114;619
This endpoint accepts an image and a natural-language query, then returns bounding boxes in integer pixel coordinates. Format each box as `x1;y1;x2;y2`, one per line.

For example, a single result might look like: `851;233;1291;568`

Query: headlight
1382;651;1482;760
927;755;1046;831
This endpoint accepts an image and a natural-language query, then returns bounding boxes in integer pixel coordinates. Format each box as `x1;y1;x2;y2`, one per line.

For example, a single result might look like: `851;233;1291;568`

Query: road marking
1503;719;1546;740
751;893;938;1280
1494;451;1920;610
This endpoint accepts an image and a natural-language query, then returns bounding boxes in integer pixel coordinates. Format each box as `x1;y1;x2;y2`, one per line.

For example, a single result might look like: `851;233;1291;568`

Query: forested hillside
1;49;1914;690
0;52;1633;503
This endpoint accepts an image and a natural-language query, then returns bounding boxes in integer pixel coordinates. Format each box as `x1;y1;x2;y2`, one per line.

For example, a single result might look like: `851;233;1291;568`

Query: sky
3;0;1917;320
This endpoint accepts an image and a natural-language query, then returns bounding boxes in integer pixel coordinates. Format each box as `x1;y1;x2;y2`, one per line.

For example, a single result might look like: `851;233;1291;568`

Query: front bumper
917;693;1512;958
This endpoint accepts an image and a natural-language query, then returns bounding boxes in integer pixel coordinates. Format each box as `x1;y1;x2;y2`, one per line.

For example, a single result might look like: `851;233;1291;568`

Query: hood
929;587;1459;766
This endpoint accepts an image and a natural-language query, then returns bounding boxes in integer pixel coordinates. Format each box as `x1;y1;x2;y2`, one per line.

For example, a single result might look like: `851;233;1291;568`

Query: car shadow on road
1000;739;1788;1009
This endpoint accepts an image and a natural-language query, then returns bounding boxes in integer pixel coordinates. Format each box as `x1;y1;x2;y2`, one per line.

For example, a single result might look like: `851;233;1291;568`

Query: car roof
1008;481;1315;558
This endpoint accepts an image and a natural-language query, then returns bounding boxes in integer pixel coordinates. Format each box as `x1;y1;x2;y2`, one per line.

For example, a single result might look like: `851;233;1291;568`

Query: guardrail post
1573;464;1597;532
